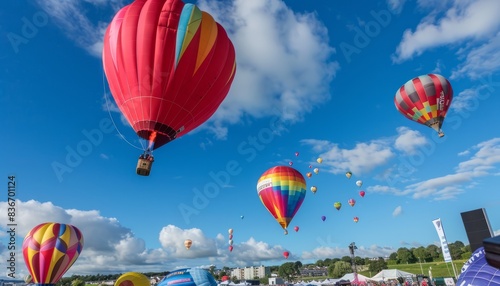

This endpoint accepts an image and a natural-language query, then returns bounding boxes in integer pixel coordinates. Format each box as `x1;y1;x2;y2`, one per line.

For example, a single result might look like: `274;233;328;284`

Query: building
299;266;328;277
268;277;284;285
230;266;270;280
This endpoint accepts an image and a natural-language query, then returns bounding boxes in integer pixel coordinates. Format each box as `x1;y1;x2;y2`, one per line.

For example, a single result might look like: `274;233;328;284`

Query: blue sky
1;0;500;278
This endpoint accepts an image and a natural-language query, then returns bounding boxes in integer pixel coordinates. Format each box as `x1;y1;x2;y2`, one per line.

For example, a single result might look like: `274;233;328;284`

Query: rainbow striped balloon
257;166;307;231
22;222;84;285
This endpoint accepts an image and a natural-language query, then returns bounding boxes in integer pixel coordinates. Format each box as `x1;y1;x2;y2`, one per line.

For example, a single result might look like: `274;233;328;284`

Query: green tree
341;256;352;264
279;262;299;280
448;241;465;260
389;253;397;260
71;279;85;286
368;257;387;273
316;259;324;267
397;247;414;264
354;256;365;266
329;261;352;278
426;244;440;260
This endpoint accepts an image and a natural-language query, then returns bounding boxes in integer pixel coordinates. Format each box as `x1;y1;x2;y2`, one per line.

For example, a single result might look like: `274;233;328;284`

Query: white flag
432;218;453;262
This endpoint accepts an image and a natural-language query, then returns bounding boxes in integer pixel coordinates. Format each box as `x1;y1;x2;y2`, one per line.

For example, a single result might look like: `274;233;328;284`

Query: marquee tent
371;269;416;281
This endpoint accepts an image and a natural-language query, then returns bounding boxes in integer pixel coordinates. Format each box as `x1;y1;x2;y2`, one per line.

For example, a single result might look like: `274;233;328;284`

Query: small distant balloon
241;215;244;219
229;234;233;239
348;198;356;207
313;168;319;174
229;245;233;252
356;180;363;187
309;165;312;168
346;171;352;179
184;239;192;249
321;215;326;221
334;202;342;210
310;186;317;194
294;226;299;232
306;172;312;178
228;228;233;235
295;152;299;156
359;190;365;197
353;217;359;223
316;157;323;164
289;161;293;166
284;229;288;235
228;239;233;246
283;251;290;259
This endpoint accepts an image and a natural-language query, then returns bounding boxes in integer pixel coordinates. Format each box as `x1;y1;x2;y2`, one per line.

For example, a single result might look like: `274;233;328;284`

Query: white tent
371;269;415;281
338;273;373;284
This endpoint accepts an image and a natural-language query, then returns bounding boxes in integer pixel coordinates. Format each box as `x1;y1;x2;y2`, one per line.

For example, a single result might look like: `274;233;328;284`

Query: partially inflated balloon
103;0;237;151
23;222;84;285
346;172;352;179
457;247;500;285
158;268;217;286
115;272;150;286
394;74;453;138
257;166;307;231
334;202;342;210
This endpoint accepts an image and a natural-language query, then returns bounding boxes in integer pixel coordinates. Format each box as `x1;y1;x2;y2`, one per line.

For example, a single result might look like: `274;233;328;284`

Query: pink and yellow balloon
22;222;84;286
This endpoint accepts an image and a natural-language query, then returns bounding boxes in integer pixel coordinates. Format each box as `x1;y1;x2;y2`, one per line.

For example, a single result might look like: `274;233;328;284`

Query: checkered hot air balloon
22;222;84;286
257;166;307;233
394;74;453;137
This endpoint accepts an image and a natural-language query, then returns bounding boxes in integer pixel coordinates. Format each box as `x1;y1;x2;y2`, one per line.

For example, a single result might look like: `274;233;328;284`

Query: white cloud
35;0;124;57
394;127;428;155
393;206;403;217
300;139;395;175
393;0;500;65
302;244;396;260
387;0;406;14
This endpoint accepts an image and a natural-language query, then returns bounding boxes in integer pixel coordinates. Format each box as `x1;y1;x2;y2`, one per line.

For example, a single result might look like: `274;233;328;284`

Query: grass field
302;260;465;281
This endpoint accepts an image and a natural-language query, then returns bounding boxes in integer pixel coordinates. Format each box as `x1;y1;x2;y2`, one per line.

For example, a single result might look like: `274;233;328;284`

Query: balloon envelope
313;168;319;174
356;180;363;187
353;217;359;223
457;247;500;286
346;171;352;179
334;202;342;210
294;226;299;232
316;158;323;164
158;268;217;286
228;228;233;235
359;190;366;197
348;198;356;207
228;246;233;252
310;186;317;194
184;239;192;249
115;272;150;286
283;251;290;259
102;0;237;150
22;222;84;285
321;215;326;221
257;166;307;230
394;74;453;137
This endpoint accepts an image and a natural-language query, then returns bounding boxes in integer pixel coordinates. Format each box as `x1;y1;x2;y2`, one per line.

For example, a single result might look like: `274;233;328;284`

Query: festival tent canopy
338;273;373;284
371;269;416;281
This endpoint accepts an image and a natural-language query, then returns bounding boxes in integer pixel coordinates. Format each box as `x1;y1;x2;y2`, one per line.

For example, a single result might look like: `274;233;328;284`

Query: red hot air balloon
283;251;290;259
394;74;453;138
229;245;233;252
359;190;365;197
294;226;299;232
353;217;359;223
23;223;84;286
102;0;237;176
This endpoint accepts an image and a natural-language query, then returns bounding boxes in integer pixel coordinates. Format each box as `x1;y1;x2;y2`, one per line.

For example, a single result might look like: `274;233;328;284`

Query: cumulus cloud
387;0;406;14
393;0;500;63
302;244;396;260
394;127;428;155
300;139;395;175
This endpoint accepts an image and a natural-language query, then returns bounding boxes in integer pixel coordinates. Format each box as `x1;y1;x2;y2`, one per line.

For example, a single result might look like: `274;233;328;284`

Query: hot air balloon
309;165;312;168
313;168;319;174
359;190;365;197
240;215;244;219
115;272;150;286
22;222;84;286
334;202;342;210
353;217;359;223
102;0;237;176
394;74;453;138
310;186;317;194
257;166;307;233
295;152;299;157
294;226;299;232
229;245;233;252
356;180;363;187
346;171;352;179
306;172;312;178
316;158;323;164
229;234;233;239
288;161;293;166
184;239;193;249
158;268;217;286
348;199;356;207
321;215;326;221
283;251;290;259
457;247;500;286
228;239;233;245
228;228;233;235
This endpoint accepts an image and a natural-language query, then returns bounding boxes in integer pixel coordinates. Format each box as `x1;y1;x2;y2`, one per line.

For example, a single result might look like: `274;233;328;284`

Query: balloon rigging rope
101;68;146;151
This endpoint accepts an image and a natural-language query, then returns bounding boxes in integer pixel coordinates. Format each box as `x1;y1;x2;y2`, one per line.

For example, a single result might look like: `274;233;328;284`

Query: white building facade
230;266;270;280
